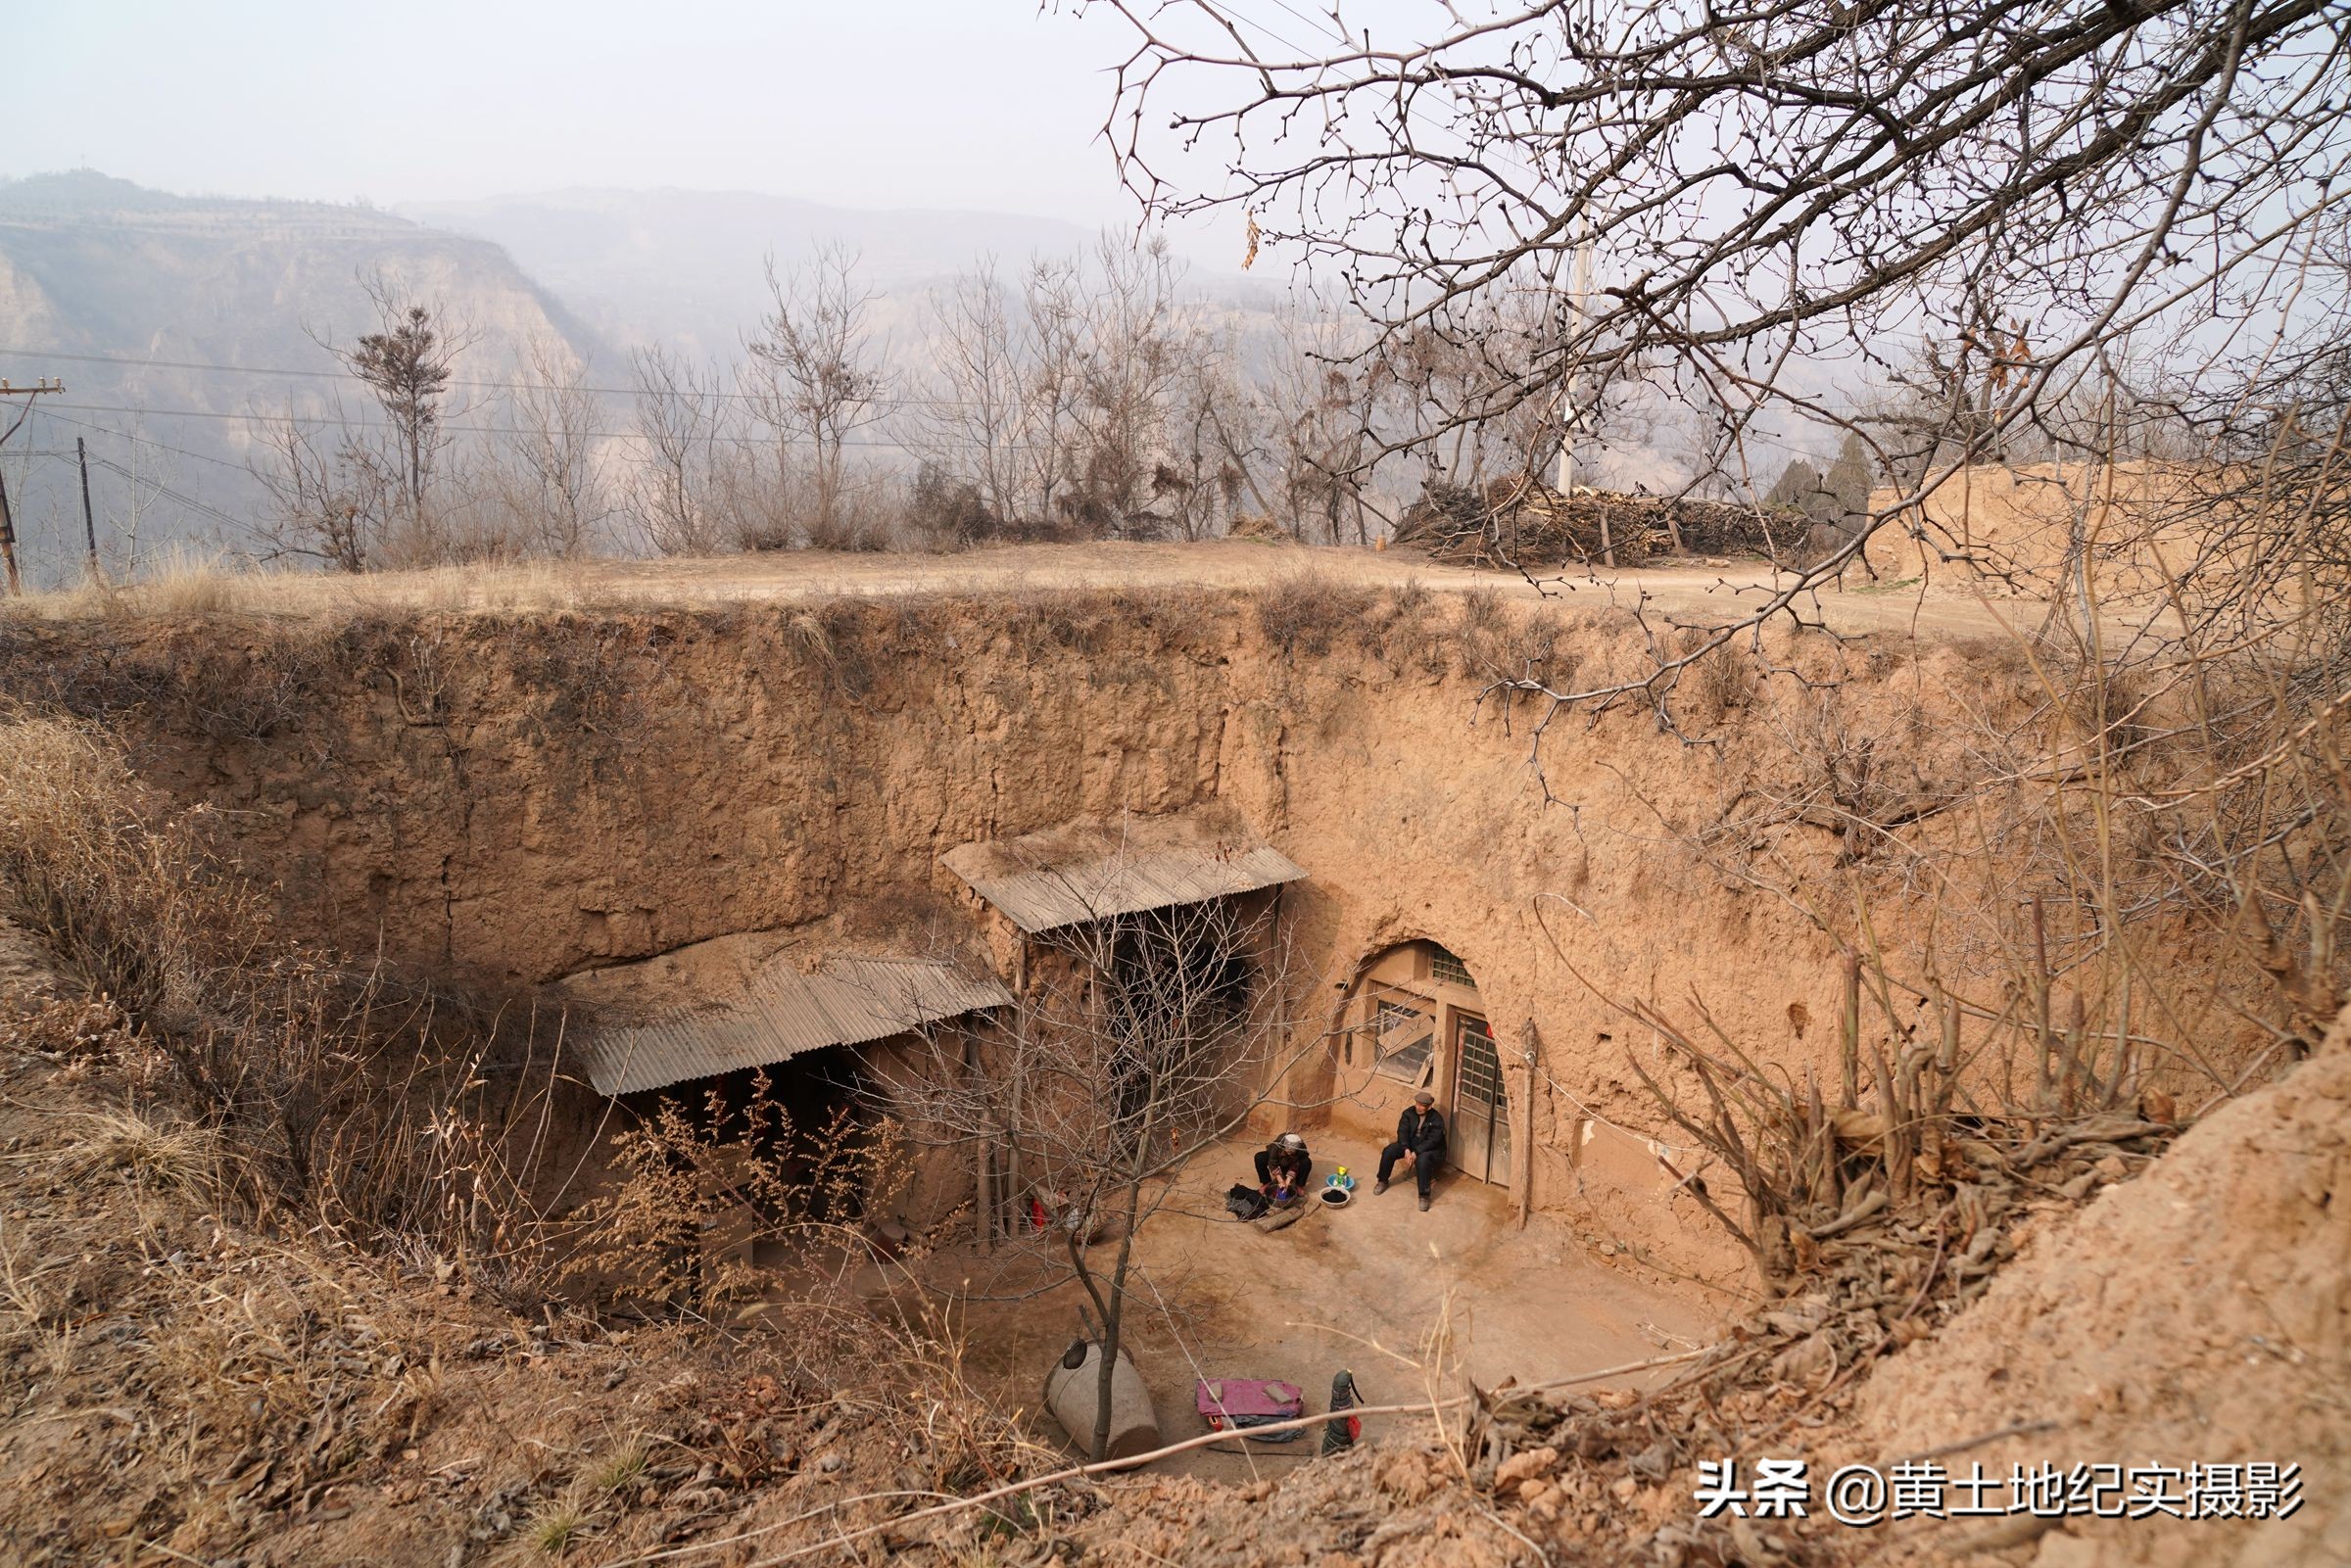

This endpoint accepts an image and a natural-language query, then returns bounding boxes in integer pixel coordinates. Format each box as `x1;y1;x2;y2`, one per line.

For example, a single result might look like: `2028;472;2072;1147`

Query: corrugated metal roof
941;817;1307;934
576;954;1012;1097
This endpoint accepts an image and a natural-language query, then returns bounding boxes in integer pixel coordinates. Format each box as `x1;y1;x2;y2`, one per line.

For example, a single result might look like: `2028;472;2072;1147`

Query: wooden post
0;379;66;595
964;1032;994;1252
2031;895;2054;1115
977;1137;995;1252
1514;1019;1539;1229
0;467;19;596
1838;954;1862;1109
75;437;99;582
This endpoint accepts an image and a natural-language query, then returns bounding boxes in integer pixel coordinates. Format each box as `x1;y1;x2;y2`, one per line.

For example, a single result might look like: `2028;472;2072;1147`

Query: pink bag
1196;1377;1305;1435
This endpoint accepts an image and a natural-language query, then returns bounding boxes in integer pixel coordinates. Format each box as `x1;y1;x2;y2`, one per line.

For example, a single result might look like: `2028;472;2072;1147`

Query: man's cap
1414;1091;1435;1106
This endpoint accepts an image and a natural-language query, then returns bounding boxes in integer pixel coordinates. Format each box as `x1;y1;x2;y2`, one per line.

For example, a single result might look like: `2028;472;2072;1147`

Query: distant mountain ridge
0;169;600;364
398;185;1239;357
0;171;606;576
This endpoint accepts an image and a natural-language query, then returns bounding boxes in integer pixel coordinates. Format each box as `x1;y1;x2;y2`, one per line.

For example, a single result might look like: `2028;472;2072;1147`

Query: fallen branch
723;1348;1710;1567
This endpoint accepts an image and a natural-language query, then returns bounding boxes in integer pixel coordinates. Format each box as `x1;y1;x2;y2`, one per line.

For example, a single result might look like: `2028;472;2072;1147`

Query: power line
39;399;929;450
31;405;258;471
84;453;251;532
0;343;1024;413
0;343;777;404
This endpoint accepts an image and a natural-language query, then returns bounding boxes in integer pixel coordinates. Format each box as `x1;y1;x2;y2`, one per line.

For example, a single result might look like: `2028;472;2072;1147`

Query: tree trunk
1091;1171;1147;1463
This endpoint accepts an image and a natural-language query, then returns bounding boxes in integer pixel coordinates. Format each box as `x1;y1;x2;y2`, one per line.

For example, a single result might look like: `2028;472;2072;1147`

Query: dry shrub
55;1103;231;1192
1671;627;1755;728
1256;570;1376;656
560;1079;913;1317
0;710;555;1283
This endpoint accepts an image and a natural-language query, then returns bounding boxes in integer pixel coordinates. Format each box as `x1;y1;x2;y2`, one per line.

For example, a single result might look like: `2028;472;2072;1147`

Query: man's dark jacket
1395;1106;1447;1158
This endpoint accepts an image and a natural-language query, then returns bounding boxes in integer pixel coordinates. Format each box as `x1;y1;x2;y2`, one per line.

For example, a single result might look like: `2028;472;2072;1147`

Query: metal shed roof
940;817;1307;934
574;954;1011;1097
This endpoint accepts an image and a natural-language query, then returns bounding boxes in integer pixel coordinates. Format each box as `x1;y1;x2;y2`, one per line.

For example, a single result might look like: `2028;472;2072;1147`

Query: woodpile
1393;477;1810;569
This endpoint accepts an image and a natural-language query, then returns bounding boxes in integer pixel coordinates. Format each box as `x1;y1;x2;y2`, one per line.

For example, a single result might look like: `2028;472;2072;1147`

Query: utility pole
1555;236;1595;497
74;437;100;582
0;378;68;596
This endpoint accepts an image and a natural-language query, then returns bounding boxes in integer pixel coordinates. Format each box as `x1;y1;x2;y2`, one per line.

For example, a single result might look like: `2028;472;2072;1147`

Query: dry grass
53;1103;231;1192
0;552;615;624
0;711;566;1282
0;892;1055;1564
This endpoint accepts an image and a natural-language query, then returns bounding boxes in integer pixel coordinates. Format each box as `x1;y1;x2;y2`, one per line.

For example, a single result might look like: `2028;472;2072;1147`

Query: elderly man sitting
1375;1091;1447;1211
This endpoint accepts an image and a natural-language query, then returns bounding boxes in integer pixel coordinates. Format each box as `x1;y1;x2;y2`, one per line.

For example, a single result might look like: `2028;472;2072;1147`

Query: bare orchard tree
1161;328;1251;540
746;242;890;546
1066;234;1193;539
915;258;1031;536
486;338;613;559
626;346;736;556
866;888;1323;1463
1019;256;1093;533
1262;308;1388;545
1097;0;2351;713
1381;302;1562;494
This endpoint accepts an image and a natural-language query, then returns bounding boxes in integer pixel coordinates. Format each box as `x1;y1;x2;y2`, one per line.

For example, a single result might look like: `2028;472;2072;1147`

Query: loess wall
0;583;2066;1285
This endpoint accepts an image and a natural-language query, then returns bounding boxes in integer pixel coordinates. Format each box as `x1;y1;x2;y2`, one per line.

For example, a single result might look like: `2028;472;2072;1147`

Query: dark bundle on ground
1394;477;1810;568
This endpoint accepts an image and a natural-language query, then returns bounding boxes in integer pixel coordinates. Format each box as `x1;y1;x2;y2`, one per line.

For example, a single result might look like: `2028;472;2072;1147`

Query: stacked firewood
1393;477;1810;568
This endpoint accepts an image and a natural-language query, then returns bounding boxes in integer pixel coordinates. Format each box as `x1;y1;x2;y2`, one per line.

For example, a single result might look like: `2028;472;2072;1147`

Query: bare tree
746;242;890;546
1098;0;2351;715
1262;309;1387;544
330;275;475;534
251;401;394;572
1162;329;1249;541
488;339;612;559
626;346;734;556
1065;234;1192;539
867;886;1320;1462
256;275;480;570
1019;257;1092;532
917;259;1029;535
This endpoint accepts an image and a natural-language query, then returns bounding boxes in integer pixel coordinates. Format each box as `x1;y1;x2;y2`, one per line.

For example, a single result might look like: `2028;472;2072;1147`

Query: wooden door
1451;1014;1511;1186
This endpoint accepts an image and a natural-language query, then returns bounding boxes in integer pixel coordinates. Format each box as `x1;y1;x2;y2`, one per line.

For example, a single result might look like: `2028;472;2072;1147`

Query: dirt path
134;537;2172;647
574;540;2071;641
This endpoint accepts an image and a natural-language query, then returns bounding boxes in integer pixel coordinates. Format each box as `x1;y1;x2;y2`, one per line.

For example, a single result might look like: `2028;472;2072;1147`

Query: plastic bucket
1319;1186;1352;1208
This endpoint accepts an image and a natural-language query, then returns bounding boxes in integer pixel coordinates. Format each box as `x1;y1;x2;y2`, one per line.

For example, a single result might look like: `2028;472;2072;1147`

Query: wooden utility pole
75;437;100;582
0;378;67;596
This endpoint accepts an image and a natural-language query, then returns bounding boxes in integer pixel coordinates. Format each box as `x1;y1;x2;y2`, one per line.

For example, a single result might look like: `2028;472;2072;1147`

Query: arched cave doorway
1337;940;1511;1188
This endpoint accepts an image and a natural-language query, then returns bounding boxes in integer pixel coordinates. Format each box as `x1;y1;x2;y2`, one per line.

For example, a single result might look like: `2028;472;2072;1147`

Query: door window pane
1374;1001;1435;1083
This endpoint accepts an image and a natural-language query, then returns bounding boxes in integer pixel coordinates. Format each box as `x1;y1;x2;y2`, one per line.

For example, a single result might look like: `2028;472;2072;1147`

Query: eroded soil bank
1;559;2342;1565
0;576;2075;1284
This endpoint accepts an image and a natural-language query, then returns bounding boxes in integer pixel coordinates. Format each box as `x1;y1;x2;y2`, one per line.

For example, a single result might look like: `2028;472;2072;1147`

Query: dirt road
118;538;2166;648
574;539;2085;642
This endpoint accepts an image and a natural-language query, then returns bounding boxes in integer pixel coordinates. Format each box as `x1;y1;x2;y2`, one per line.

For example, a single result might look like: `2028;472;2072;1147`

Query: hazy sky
15;2;1161;222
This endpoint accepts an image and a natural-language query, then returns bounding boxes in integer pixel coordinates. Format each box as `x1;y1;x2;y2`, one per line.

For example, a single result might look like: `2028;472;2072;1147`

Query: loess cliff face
0;582;2054;1280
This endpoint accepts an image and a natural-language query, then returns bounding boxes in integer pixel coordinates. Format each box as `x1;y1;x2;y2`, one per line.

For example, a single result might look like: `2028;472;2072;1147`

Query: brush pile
1441;957;2184;1566
1394;477;1809;568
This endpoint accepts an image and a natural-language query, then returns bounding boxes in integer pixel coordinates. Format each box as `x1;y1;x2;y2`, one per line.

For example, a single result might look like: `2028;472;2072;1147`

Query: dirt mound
1857;1030;2351;1564
1394;478;1810;568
